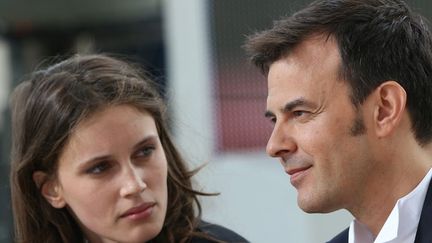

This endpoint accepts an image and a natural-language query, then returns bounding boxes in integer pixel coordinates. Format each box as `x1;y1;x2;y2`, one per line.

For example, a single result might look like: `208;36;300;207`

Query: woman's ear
33;171;66;208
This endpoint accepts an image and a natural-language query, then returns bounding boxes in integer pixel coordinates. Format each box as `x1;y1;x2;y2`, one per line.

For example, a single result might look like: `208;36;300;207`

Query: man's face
265;36;374;213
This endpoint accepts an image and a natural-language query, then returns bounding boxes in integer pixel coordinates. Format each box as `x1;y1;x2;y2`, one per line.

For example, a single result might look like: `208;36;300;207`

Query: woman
10;54;247;243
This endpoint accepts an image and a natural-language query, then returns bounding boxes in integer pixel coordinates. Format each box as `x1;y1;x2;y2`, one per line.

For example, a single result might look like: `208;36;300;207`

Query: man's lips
120;202;156;218
286;165;312;175
286;165;312;187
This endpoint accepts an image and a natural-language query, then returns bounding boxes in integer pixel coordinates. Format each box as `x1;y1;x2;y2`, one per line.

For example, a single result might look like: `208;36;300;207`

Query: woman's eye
86;162;111;174
135;146;155;158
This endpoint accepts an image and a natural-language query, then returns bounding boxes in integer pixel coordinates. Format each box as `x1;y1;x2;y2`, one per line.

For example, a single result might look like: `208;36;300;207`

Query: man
244;0;432;242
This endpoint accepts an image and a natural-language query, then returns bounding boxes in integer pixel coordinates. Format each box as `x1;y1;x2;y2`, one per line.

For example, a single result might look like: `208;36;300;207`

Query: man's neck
348;146;431;237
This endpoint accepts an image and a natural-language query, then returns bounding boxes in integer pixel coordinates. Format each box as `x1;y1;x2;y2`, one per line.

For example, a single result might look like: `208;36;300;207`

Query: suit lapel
328;177;432;243
327;228;349;243
414;178;432;243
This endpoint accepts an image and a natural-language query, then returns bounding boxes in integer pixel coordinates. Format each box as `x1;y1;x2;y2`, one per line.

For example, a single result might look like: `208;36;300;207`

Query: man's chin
297;197;337;214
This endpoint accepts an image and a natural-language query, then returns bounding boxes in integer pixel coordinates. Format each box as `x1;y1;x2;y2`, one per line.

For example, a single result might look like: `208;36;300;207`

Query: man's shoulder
327;228;349;243
415;175;432;242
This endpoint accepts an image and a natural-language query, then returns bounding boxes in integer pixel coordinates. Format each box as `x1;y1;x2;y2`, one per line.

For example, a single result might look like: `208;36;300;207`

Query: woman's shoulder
190;220;249;243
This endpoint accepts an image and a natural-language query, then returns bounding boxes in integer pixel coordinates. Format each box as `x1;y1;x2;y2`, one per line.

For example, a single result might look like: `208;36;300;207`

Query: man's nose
266;122;297;158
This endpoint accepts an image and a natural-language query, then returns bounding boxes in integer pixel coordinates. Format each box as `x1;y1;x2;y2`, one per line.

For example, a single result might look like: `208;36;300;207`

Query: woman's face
42;105;168;243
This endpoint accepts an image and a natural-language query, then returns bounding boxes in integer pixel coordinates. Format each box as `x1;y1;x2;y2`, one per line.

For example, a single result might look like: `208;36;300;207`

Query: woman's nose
119;165;147;198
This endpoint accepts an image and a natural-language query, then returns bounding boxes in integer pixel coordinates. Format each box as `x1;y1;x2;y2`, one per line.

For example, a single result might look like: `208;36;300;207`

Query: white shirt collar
348;168;432;243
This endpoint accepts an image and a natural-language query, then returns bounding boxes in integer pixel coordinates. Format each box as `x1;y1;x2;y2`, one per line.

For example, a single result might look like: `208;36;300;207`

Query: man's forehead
268;36;343;85
266;37;350;114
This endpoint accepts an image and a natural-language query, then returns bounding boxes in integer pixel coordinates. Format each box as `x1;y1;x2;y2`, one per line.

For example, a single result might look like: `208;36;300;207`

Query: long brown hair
10;54;216;243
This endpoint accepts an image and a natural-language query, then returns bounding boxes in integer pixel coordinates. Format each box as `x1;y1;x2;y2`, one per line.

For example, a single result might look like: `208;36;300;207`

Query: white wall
162;0;215;165
0;38;11;131
162;1;352;242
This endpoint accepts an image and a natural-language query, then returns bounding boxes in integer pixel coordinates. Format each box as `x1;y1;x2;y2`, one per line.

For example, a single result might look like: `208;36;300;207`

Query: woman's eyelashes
83;144;157;175
85;161;112;175
134;145;156;159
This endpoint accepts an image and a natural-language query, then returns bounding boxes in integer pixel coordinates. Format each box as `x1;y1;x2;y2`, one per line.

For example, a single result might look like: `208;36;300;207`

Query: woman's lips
121;202;156;220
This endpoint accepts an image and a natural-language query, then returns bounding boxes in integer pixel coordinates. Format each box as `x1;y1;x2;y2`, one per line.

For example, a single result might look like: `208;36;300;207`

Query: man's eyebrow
283;98;314;112
264;110;274;118
264;98;316;118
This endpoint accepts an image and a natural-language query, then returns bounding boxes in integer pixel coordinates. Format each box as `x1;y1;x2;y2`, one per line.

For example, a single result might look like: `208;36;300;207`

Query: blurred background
1;0;431;242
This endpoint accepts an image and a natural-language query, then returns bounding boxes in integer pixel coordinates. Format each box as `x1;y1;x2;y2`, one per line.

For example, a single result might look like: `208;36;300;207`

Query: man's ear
33;171;66;208
372;81;407;138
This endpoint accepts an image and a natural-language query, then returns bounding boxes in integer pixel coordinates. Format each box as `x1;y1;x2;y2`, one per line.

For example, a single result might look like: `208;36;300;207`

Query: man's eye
293;110;307;117
268;117;276;124
86;162;111;174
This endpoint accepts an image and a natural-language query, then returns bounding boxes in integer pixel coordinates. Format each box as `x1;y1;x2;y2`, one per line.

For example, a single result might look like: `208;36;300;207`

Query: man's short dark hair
245;0;432;145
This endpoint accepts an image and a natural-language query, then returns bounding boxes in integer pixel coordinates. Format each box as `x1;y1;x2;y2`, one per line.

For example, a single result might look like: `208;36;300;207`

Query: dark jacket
327;180;432;243
191;221;249;243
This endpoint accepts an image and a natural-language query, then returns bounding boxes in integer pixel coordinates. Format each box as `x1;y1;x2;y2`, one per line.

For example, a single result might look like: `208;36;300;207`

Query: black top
191;221;249;243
